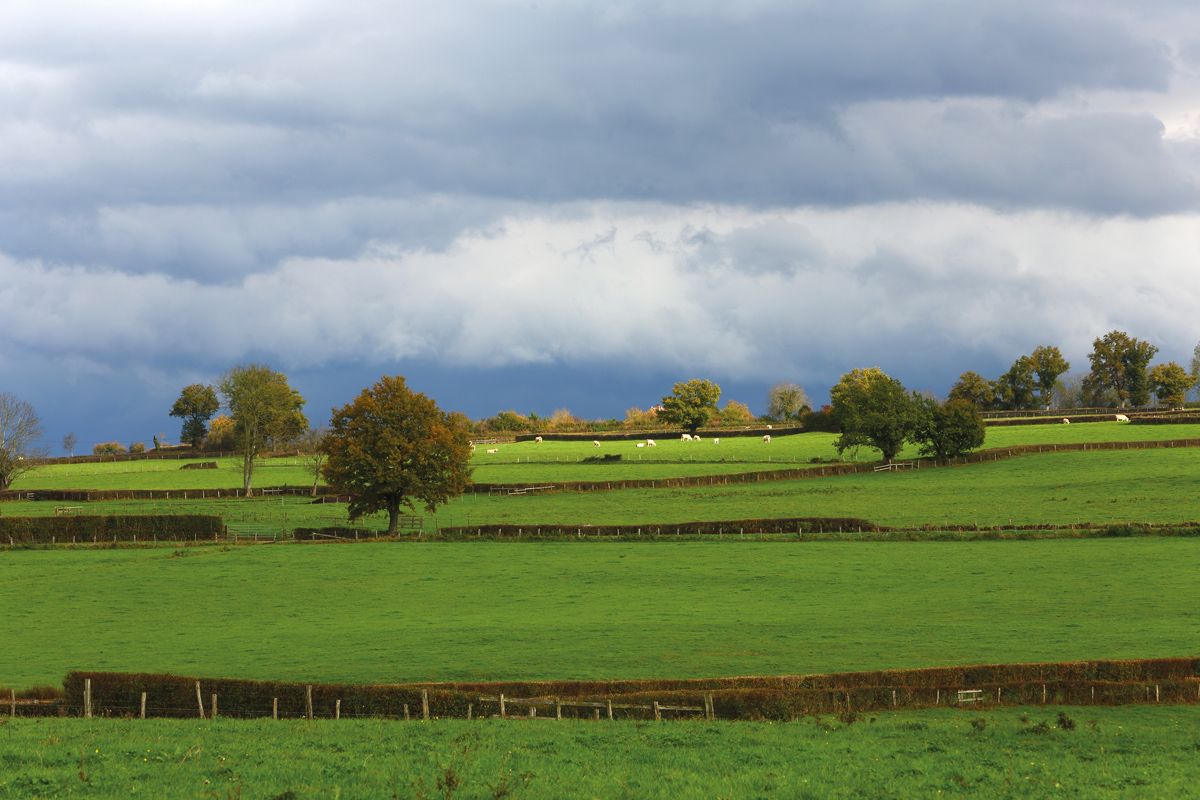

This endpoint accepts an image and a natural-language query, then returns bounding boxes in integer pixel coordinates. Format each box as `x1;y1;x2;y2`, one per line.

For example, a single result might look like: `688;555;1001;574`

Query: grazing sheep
593;440;601;447
1115;414;1129;422
1062;419;1070;425
486;448;499;454
763;435;771;443
636;442;645;448
713;438;720;445
647;439;656;447
469;444;476;452
681;434;692;441
693;437;702;443
767;425;772;430
535;436;543;443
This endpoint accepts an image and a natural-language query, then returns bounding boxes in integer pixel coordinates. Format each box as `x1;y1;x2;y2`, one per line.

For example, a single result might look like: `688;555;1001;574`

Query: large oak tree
659;379;721;431
829;367;920;462
321;376;474;536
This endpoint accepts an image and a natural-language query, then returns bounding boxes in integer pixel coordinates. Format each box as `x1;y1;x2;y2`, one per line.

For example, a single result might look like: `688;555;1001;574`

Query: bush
484;410;532;432
129;441;146;454
204;414;235;451
718;400;754;426
800;405;839;433
92;441;126;455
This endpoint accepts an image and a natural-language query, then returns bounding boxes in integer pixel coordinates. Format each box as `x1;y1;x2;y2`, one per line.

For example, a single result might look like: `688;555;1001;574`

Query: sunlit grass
1;707;1197;798
1;539;1196;688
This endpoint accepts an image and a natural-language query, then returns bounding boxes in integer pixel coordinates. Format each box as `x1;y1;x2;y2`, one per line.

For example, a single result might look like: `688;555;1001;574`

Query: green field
2;540;1196;689
4;446;1200;533
1;707;1197;799
435;447;1200;530
11;421;1199;492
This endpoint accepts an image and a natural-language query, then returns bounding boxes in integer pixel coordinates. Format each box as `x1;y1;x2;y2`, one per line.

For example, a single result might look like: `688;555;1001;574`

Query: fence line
34;675;1200;722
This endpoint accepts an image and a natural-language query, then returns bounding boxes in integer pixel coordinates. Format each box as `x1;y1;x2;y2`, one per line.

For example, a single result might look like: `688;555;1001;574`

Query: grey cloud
0;0;1189;242
679;220;826;277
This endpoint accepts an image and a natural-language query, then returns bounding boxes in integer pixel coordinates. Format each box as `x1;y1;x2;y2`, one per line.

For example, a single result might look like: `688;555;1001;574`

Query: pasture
5;443;1200;533
1;707;1198;798
10;421;1200;491
1;539;1196;689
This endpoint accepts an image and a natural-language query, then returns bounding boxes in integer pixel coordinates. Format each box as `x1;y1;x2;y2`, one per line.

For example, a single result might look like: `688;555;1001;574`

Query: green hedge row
59;659;1200;720
0;515;223;544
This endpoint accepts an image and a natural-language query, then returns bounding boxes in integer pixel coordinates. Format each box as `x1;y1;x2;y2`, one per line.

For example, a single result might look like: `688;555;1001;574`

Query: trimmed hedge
0;486;333;502
60;658;1200;720
0;515;223;544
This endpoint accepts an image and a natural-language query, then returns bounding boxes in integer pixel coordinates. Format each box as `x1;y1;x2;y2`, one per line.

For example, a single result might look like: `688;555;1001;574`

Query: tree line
947;332;1197;411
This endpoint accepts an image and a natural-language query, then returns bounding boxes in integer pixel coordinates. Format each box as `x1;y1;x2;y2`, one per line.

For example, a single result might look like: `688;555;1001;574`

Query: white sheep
767;425;772;430
763;434;771;443
636;442;645;448
713;438;719;445
647;439;656;447
486;448;499;454
681;434;692;441
593;440;601;447
1062;419;1070;425
535;436;543;443
692;436;702;443
1115;414;1129;422
469;444;476;452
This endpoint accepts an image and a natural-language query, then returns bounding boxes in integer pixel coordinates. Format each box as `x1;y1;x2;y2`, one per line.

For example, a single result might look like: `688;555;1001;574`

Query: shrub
205;414;235;451
92;441;126;455
800;405;840;433
484;411;531;432
718;400;754;426
129;441;146;454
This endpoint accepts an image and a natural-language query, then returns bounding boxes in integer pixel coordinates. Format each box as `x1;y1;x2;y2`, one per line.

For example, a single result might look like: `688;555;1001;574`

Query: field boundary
27;660;1200;721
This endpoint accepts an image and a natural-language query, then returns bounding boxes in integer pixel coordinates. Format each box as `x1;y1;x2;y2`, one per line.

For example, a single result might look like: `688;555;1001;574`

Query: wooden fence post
336;699;341;720
212;694;218;718
306;685;313;720
422;690;429;720
196;682;203;719
555;698;562;720
653;701;661;721
704;694;714;720
10;689;15;718
273;698;278;720
404;704;410;721
84;678;92;719
467;703;473;720
606;699;613;720
140;692;146;719
499;694;506;718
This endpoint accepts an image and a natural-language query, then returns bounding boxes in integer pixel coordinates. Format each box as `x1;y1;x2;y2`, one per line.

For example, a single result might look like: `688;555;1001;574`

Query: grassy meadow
2;706;1198;799
10;444;1193;532
10;421;1200;492
4;422;1200;795
1;539;1197;689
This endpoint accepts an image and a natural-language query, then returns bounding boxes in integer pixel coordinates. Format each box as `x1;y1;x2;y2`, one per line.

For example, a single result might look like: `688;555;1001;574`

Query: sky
4;0;1200;449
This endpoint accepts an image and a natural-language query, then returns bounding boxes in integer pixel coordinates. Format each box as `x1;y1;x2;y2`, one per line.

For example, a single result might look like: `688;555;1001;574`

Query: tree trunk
310;473;319;498
387;501;400;537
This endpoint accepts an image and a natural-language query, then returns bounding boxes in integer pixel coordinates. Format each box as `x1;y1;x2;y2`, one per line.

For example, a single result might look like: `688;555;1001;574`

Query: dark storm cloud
0;0;1190;283
5;1;1200;442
